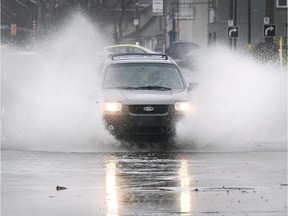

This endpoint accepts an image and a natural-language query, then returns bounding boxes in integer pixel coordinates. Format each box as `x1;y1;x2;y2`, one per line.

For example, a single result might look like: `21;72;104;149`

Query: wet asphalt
1;147;287;216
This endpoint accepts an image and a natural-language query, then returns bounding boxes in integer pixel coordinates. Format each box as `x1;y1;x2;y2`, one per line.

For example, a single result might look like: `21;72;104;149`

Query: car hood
101;89;190;105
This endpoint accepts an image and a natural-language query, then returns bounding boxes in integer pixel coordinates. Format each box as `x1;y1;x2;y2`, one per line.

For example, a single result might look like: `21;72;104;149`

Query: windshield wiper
108;86;172;90
109;86;138;90
136;85;172;90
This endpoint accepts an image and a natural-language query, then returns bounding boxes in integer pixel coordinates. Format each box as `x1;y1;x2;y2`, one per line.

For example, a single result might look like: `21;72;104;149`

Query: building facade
2;0;287;53
207;0;287;50
170;0;208;48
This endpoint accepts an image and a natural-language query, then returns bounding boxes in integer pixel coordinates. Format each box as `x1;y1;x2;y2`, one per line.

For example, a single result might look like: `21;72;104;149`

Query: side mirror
188;82;198;91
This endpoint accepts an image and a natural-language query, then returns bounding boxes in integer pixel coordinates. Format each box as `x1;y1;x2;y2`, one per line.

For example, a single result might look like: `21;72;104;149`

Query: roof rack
110;53;168;61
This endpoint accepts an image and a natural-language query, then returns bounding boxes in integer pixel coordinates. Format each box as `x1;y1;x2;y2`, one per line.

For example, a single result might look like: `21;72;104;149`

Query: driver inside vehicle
140;70;170;87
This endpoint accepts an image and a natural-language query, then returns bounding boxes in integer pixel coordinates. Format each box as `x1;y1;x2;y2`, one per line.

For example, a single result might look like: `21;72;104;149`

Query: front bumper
103;104;184;139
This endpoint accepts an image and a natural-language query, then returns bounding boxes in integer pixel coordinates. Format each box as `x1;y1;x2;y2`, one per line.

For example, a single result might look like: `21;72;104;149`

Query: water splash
2;15;287;152
1;14;119;152
177;48;287;152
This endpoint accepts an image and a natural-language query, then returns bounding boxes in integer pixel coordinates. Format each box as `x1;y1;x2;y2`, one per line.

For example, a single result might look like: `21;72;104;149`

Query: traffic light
32;20;37;30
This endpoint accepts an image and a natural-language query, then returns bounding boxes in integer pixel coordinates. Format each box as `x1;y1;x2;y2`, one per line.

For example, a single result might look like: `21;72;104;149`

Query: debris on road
56;186;67;191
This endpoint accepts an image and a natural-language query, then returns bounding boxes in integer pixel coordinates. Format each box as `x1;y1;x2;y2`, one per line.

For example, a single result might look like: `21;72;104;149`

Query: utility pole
172;7;177;43
248;0;252;48
265;0;275;43
135;0;140;44
233;0;237;49
229;0;233;49
229;0;237;50
163;0;167;54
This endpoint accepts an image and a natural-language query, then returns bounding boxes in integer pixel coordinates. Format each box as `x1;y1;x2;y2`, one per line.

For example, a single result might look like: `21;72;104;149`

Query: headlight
174;102;191;112
104;102;122;112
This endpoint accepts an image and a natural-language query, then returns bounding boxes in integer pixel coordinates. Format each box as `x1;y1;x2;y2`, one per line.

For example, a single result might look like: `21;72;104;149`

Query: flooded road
1;149;287;215
1;33;287;216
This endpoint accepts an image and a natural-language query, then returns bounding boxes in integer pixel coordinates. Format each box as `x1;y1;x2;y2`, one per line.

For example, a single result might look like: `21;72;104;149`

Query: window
277;0;287;8
128;47;146;54
208;8;216;24
177;4;195;20
103;64;184;89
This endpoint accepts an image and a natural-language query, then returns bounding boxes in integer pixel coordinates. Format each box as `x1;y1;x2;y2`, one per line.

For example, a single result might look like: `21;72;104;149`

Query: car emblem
143;106;154;112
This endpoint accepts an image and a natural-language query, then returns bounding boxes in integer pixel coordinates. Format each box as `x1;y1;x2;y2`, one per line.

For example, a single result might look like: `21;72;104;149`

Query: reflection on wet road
1;150;287;216
106;160;118;216
179;160;191;214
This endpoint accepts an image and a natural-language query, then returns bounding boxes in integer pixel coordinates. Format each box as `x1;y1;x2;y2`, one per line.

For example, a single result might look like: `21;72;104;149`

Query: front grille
133;127;167;135
128;105;169;115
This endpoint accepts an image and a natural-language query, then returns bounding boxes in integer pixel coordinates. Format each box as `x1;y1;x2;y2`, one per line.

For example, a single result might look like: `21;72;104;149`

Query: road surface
1;148;287;215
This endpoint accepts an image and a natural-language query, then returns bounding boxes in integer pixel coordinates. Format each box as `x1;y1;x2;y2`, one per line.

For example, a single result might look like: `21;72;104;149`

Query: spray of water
1;14;286;152
176;48;287;152
1;14;119;152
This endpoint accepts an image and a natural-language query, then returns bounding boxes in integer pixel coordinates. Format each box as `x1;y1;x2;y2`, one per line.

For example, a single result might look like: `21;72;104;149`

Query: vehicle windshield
106;46;147;54
103;63;185;90
171;43;201;58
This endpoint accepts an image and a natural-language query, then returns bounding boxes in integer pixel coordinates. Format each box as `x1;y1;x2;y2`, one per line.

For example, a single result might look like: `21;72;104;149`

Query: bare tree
50;0;136;44
105;0;135;44
2;0;138;44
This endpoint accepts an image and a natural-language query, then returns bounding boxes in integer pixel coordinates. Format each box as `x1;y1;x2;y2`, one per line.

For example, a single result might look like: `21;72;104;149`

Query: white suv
98;53;196;142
